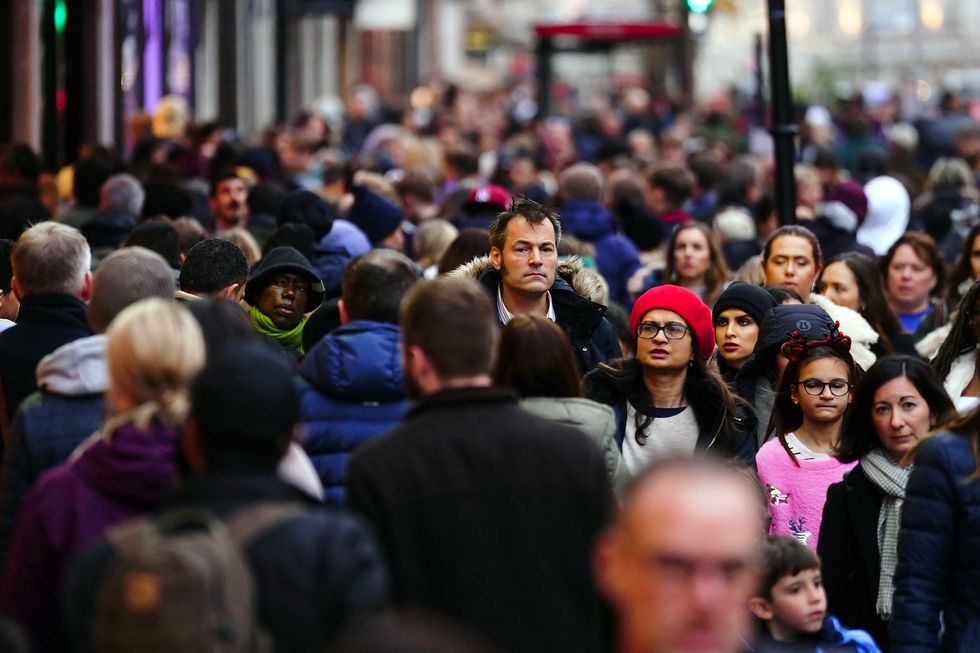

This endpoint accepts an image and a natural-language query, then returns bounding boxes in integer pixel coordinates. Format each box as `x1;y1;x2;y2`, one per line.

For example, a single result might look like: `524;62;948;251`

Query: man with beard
210;170;250;233
346;276;613;653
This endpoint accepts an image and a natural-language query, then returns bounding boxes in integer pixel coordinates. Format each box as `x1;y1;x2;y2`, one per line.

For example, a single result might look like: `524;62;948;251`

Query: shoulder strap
225;502;307;546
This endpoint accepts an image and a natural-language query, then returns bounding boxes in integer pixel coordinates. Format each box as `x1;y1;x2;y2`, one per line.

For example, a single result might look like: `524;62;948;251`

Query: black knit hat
245;246;325;309
346;185;403;245
712;281;777;326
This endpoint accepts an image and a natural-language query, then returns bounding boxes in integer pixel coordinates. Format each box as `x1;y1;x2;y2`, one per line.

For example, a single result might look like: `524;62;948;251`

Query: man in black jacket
347;276;614;653
0;223;93;440
62;341;388;653
452;197;621;374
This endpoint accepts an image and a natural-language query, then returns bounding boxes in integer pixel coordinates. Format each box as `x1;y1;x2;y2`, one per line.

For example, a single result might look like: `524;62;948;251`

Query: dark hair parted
179;238;249;295
341;249;420;324
947;223;980;310
838;355;954;463
763;225;823;270
817;252;903;354
488;197;562;252
400;277;496;380
765;338;859;463
591;341;743;450
493;315;583;398
880;231;946;299
932;278;980;379
663;221;731;307
437;228;490;275
758;536;821;599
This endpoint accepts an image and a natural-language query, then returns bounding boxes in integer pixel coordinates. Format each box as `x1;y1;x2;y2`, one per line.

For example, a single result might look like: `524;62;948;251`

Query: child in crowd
756;328;859;549
748;536;880;652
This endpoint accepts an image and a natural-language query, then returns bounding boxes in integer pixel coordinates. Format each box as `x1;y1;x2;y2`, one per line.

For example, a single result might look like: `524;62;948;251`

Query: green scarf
249;305;308;353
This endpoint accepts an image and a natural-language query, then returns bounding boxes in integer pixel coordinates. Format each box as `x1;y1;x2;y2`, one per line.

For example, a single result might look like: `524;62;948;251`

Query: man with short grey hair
81;174;143;262
0;223;93;435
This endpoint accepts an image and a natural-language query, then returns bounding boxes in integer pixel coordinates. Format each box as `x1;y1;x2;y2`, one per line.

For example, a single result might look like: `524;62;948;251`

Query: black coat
62;474;388;653
0;189;50;241
891;431;980;653
0;295;91;431
346;387;613;653
819;463;889;650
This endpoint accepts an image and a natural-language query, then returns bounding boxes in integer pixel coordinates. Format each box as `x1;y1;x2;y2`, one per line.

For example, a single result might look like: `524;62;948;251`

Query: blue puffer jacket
298;320;409;506
891;430;980;653
559;200;641;308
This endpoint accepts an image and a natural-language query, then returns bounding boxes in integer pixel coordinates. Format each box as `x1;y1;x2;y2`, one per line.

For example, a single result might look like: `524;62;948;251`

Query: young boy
748;536;880;652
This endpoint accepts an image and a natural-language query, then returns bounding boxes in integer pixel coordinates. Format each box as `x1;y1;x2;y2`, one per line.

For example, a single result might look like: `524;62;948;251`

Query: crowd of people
0;83;978;653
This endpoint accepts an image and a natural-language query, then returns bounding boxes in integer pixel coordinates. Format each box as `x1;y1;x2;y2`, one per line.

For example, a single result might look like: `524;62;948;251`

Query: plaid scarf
861;448;912;619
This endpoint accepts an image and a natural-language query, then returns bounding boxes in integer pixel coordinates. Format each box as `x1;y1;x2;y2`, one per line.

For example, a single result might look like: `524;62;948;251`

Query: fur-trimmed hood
809;293;879;371
450;254;610;306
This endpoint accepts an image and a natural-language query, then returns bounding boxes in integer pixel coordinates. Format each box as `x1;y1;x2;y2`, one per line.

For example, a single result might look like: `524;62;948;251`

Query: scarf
248;305;308;353
861;448;912;619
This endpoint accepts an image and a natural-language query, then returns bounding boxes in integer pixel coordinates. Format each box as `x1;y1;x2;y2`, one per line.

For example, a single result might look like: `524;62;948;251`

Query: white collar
496;284;556;324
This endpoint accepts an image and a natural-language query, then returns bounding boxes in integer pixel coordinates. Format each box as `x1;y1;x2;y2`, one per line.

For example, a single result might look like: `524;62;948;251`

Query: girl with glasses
755;329;860;550
584;285;756;476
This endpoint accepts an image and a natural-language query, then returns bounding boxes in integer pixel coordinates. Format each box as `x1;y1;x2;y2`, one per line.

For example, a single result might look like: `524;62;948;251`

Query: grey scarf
861;448;912;619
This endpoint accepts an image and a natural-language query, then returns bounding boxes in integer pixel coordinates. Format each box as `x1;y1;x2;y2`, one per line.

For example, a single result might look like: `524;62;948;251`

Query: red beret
630;285;715;361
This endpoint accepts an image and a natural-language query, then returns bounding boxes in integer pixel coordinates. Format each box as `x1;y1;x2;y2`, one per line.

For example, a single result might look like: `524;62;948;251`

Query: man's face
211;178;249;230
598;472;762;653
490;217;558;299
257;272;309;330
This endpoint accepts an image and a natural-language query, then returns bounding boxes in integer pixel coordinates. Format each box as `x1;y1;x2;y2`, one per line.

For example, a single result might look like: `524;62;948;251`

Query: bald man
596;458;766;653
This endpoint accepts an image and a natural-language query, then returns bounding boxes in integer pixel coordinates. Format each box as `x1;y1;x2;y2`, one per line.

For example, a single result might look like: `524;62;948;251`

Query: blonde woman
1;299;205;649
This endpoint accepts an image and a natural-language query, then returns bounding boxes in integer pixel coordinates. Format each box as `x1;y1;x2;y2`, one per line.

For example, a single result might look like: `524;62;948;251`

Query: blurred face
636;309;693;375
490;217;558;300
762;569;827;642
714;309;759;369
211;178;249;229
509;158;538;191
673;228;712;285
886;244;937;312
257;273;309;330
598;472;761;653
792;357;852;424
764;235;820;301
872;376;933;464
969;234;980;280
797;179;822;210
817;261;861;311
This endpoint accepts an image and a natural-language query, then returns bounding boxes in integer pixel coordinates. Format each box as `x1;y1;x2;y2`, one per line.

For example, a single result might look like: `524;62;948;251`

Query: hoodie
559;200;641;307
0;420;180;652
0;335;108;567
856;177;910;256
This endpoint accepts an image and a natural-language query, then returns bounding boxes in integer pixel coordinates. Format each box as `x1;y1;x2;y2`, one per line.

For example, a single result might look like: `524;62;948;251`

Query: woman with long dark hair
657;221;731;307
819;355;954;649
584;285;755;473
930;278;980;414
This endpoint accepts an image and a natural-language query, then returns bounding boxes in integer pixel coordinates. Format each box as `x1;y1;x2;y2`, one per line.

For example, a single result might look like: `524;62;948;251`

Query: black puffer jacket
453;255;621;374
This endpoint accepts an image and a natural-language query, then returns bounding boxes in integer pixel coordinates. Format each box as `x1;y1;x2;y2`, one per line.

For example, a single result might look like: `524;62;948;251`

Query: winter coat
819;463;890;650
0;294;92;432
298;320;409;506
891;431;980;653
453;255;621;375
809;294;878;371
0;420;181;652
559;200;642;307
582;364;757;468
0;335;107;567
520;396;628;494
939;349;978;414
748;615;881;652
62;474;389;653
346;386;613;653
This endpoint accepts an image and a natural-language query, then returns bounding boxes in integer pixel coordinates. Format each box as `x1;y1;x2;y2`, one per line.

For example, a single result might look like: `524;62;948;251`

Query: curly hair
947;223;980;310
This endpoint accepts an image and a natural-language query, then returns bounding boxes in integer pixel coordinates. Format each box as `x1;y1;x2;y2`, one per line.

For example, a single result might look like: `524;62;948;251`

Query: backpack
94;502;305;653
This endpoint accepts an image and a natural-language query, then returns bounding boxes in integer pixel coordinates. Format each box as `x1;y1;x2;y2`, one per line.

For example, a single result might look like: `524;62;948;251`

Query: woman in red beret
584;284;757;474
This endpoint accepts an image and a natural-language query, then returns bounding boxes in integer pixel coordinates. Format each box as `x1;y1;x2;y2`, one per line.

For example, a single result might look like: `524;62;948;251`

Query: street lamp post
766;0;798;225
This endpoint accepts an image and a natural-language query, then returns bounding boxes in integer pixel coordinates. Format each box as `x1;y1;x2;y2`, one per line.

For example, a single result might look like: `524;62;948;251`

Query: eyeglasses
797;379;852;396
637;322;689;340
